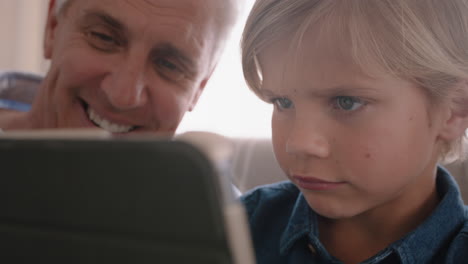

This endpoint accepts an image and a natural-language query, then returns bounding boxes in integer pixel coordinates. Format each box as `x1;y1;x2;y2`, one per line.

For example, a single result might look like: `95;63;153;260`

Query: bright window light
176;2;272;139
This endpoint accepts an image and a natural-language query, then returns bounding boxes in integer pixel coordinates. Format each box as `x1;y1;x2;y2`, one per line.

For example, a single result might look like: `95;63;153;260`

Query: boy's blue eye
272;97;293;110
335;96;363;111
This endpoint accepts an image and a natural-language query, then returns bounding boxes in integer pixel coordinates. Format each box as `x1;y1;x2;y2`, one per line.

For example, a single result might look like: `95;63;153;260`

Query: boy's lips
292;175;346;191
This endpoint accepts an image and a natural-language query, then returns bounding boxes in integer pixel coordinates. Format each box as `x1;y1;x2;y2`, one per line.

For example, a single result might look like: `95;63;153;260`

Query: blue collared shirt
241;167;468;263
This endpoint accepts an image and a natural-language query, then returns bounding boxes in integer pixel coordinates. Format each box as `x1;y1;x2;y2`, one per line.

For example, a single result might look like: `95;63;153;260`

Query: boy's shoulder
443;218;468;262
462;205;468;234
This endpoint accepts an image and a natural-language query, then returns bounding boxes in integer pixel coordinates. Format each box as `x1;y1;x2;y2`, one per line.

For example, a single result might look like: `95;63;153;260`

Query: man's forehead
63;0;237;33
64;0;236;72
66;0;219;74
71;0;217;18
73;0;218;40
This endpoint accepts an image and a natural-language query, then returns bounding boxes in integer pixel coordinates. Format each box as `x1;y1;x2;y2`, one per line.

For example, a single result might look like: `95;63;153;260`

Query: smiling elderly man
0;0;239;134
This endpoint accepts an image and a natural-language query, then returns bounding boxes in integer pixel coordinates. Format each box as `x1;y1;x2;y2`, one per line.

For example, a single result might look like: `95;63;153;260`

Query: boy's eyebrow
310;85;379;96
259;85;380;97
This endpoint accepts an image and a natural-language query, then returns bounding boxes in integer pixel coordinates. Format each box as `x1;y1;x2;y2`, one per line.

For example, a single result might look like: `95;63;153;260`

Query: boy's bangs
246;0;466;100
293;2;403;80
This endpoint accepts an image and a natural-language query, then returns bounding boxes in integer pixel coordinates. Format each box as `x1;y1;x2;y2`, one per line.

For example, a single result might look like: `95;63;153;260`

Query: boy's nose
285;119;330;159
101;57;149;110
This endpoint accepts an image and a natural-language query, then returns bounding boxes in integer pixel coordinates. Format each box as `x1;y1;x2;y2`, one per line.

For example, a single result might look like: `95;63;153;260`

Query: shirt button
308;244;317;255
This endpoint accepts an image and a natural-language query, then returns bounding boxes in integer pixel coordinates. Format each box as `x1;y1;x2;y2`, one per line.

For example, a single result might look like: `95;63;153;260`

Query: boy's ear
44;0;59;59
438;80;468;141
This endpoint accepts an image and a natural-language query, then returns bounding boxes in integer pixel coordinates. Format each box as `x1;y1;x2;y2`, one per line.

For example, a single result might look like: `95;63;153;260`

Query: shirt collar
279;191;314;255
279;167;466;262
391;167;466;263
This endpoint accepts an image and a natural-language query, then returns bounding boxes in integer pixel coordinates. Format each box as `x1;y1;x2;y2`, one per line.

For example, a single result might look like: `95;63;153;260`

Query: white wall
0;0;49;74
0;0;272;138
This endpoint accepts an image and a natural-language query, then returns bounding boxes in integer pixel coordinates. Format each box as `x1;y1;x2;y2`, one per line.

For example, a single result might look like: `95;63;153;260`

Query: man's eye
86;31;120;51
155;58;185;82
271;97;293;111
91;32;115;42
157;58;178;71
334;96;364;111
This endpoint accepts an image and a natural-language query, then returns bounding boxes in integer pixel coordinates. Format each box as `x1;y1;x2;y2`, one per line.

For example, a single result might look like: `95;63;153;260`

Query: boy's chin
305;197;365;220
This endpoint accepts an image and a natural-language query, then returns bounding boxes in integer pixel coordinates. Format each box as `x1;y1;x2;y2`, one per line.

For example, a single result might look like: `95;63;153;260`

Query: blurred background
0;0;272;138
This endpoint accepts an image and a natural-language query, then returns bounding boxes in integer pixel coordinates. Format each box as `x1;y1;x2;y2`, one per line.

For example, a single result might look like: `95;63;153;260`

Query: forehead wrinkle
121;0;206;55
122;0;200;26
80;9;126;32
86;0;206;64
107;0;199;39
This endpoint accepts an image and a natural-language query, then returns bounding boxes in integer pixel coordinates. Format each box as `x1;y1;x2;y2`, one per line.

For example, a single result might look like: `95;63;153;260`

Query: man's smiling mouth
86;107;136;133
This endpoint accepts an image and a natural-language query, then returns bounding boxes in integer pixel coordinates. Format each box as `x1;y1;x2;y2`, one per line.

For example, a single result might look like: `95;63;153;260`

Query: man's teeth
87;108;135;133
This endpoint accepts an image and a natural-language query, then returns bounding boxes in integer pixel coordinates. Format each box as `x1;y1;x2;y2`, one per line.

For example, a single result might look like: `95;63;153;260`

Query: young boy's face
257;27;448;220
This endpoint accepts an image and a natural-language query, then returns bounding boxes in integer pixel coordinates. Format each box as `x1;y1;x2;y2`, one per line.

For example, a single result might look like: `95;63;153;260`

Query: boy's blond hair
241;0;468;162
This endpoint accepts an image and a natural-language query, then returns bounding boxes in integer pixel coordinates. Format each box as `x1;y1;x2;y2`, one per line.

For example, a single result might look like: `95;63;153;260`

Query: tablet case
0;133;254;263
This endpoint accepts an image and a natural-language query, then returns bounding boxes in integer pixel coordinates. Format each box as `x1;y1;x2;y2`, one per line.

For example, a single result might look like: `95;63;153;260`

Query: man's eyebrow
153;43;197;74
80;11;198;76
81;10;125;32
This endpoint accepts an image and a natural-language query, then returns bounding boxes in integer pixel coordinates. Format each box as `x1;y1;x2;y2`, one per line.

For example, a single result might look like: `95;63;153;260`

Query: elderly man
0;0;239;134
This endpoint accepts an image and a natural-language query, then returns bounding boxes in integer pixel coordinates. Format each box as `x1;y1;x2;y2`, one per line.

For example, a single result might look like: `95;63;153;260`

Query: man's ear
188;78;208;112
43;0;59;59
188;66;218;111
438;80;468;141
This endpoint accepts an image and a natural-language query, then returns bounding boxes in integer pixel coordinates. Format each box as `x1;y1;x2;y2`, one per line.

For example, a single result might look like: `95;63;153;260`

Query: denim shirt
241;167;468;264
0;71;40;111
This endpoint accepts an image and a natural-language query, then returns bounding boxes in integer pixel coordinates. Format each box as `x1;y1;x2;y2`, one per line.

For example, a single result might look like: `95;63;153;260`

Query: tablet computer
0;130;254;264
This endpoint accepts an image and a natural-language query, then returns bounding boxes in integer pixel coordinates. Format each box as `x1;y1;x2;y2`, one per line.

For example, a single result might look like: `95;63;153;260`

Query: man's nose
101;56;149;110
285;117;330;159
